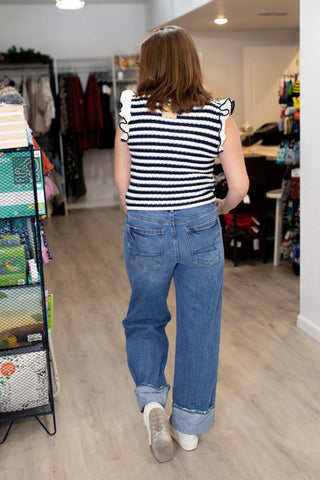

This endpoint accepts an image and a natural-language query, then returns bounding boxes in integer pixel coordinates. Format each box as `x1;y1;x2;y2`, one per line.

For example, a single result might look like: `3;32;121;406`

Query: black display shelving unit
0;146;56;444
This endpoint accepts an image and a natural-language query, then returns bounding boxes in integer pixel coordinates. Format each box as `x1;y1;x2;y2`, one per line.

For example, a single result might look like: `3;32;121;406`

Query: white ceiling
173;0;299;31
0;0;145;3
0;0;299;30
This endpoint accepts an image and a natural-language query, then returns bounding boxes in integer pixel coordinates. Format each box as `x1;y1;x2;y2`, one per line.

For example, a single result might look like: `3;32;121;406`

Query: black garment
59;74;87;198
97;81;115;149
63;133;87;199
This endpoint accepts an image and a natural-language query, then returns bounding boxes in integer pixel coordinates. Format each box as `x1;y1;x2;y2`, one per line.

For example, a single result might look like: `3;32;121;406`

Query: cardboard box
0;105;28;149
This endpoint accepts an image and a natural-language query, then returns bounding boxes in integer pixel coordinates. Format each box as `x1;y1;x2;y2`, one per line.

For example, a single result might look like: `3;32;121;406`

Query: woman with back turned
114;25;249;463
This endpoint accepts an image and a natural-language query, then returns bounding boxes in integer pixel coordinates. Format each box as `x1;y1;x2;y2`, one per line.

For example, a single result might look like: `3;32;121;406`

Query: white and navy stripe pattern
119;90;234;211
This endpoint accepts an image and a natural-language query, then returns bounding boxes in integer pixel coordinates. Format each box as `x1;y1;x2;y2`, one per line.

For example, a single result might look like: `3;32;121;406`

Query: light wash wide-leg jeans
122;203;224;435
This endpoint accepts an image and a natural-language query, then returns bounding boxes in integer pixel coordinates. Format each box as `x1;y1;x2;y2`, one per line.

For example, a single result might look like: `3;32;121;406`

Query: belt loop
170;209;175;226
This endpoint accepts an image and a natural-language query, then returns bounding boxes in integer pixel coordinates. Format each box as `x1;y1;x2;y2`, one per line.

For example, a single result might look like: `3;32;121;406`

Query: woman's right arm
114;125;132;214
215;115;249;215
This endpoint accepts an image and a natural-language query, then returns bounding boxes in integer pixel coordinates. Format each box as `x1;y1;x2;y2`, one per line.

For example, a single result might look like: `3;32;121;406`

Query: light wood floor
1;207;320;480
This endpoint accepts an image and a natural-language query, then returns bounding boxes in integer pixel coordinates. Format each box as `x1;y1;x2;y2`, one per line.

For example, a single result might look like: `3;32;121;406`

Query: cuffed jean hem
135;384;170;412
170;404;215;435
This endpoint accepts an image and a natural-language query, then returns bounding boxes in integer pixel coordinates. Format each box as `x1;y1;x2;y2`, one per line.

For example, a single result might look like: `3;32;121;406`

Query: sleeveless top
119;89;234;211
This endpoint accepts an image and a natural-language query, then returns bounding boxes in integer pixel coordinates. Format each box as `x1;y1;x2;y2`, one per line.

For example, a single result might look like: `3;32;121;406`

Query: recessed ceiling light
56;0;85;10
214;18;228;25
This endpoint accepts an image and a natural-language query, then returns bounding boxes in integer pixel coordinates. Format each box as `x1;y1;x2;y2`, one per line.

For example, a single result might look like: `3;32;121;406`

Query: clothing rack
277;71;300;274
54;57;113;102
55;57;112;76
0;63;51;73
0;61;65;215
281;73;300;80
0;62;53;92
55;57;117;211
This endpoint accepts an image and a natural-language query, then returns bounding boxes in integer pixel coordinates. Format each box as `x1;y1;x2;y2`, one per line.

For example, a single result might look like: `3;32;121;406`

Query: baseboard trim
297;314;320;343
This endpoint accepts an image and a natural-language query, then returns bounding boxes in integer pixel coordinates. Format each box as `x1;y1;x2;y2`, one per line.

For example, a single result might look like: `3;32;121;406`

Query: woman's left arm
216;116;249;215
114;125;132;214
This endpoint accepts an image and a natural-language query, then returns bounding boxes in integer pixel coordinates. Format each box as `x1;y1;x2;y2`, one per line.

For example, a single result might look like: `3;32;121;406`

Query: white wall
0;4;145;58
0;3;146;209
297;0;320;342
192;29;299;128
243;46;299;129
145;0;212;31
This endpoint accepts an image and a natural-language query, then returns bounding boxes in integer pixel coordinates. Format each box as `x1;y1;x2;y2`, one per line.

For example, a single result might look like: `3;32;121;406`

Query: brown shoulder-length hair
136;25;212;114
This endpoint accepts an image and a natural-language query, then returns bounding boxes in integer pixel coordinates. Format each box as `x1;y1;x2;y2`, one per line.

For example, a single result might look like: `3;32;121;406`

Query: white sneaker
170;426;199;451
143;402;174;463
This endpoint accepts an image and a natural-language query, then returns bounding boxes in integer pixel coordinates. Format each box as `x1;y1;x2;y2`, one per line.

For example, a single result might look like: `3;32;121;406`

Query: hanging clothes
26;76;55;136
59;74;87;199
32;137;54;175
277;73;300;275
84;74;103;148
21;79;30;123
68;74;88;151
97;79;115;149
36;77;55;134
58;68;116;199
59;75;70;136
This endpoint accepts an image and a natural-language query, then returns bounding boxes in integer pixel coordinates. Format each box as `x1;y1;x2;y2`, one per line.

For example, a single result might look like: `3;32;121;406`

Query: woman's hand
215;198;228;216
218;116;249;212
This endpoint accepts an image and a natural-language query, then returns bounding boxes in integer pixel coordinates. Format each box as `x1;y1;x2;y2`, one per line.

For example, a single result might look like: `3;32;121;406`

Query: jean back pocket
126;225;164;271
186;218;222;266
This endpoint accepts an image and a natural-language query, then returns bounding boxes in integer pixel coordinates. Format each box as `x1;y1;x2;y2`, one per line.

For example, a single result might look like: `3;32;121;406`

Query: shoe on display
170;426;199;451
143;402;174;463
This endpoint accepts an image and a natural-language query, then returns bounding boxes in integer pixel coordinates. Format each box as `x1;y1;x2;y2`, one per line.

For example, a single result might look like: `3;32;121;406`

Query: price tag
253;238;260;250
102;84;111;95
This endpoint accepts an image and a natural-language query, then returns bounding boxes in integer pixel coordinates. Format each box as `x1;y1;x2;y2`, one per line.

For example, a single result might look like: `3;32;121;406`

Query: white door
243;46;299;130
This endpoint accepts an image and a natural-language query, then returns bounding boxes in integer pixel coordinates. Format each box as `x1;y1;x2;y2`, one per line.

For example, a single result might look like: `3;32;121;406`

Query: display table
242;141;278;161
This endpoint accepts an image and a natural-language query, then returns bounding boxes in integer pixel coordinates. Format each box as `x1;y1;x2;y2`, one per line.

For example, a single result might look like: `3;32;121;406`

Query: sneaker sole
149;408;174;463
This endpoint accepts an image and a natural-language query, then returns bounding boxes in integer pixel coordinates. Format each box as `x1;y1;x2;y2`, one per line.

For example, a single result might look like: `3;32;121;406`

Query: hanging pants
122;203;224;435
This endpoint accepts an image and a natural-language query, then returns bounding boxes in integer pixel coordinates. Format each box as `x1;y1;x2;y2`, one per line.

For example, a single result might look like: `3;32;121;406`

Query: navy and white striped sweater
119;90;234;211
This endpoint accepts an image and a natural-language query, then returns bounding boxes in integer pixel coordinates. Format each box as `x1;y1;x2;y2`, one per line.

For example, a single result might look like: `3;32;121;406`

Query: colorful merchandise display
33;150;46;215
0;234;20;247
0;285;44;350
0;147;45;219
0;107;55;442
277;74;300;166
0;347;49;413
0;245;27;286
277;73;300;274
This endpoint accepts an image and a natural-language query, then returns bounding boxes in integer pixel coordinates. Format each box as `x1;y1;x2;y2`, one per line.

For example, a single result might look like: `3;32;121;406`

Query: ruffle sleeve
119;89;134;142
216;98;235;152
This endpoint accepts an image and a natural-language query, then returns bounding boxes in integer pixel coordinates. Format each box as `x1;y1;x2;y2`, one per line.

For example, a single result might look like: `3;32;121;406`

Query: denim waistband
126;202;217;226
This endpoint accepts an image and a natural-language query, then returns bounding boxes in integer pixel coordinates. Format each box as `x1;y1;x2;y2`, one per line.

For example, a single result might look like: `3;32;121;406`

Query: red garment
84;74;103;148
32;137;53;175
289;177;300;199
281;80;286;101
69;74;88;151
224;212;260;236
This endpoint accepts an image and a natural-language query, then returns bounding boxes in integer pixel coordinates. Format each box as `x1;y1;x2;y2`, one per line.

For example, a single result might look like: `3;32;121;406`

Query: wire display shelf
0;146;56;444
